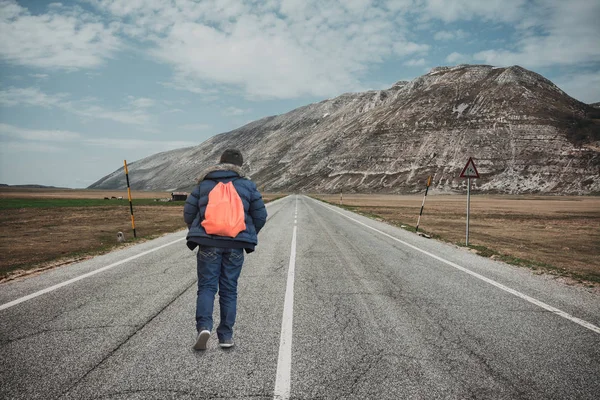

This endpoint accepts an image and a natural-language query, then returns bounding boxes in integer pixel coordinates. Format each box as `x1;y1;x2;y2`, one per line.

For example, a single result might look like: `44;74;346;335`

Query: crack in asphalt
57;277;198;400
302;198;542;398
89;388;272;399
319;349;386;399
413;303;533;399
346;349;385;397
300;200;401;398
1;324;139;345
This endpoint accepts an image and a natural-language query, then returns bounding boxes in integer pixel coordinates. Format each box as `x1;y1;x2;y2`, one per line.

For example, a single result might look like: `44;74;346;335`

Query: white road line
1;199;286;312
315;199;600;335
0;237;186;311
274;205;298;400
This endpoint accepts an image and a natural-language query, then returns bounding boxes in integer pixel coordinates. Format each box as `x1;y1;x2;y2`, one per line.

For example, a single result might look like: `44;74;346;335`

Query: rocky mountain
89;64;600;195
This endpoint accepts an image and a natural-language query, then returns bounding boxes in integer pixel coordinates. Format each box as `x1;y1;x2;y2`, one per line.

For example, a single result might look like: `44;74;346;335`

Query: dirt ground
313;194;600;284
0;189;281;281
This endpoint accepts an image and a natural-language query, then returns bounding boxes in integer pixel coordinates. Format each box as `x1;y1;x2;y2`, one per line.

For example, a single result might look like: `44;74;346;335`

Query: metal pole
340;189;343;206
124;160;136;238
416;175;431;233
466;177;470;246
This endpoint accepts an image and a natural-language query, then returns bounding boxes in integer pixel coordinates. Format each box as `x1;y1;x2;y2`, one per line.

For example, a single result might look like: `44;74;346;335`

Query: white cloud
222;107;250;116
0;0;121;70
422;0;527;23
163;108;184;114
90;0;430;99
433;29;469;41
128;96;155;108
433;31;454;41
3;0;596;104
29;73;49;79
0;123;76;154
0;87;71;109
403;58;426;67
0;141;65;153
162;99;189;106
385;0;415;12
0;87;151;125
159;77;220;96
0;123;197;154
473;0;600;68
0;123;81;141
445;52;469;64
393;41;430;57
75;104;151;125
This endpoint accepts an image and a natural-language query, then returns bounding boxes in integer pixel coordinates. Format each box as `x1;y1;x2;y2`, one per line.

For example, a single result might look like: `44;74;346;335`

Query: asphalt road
1;195;599;399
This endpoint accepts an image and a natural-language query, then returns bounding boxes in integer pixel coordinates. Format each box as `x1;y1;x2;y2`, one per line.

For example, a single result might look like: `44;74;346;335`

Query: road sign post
460;157;480;246
466;177;471;245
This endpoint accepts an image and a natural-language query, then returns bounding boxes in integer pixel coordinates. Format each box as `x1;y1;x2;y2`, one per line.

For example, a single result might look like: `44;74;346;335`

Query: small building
171;192;188;201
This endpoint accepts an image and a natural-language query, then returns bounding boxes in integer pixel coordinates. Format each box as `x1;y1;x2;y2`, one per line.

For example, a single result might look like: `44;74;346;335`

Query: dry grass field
0;187;171;199
2;188;598;285
0;188;281;282
313;194;600;285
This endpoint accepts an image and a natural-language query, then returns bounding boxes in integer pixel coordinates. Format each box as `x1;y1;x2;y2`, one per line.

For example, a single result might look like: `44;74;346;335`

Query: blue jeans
195;246;244;340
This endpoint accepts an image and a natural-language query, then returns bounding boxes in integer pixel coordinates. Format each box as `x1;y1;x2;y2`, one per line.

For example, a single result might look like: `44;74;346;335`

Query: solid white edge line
1;199;286;312
0;237;186;311
274;225;297;400
313;198;600;335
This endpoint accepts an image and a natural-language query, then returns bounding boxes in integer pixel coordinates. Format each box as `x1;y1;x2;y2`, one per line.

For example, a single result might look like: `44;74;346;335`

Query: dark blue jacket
184;164;267;253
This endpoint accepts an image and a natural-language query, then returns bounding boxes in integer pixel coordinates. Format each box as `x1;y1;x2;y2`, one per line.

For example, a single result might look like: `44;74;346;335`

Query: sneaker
194;328;210;350
219;338;234;348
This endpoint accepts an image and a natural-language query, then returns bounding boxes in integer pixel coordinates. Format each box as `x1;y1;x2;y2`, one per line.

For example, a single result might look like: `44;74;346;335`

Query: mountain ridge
89;64;600;195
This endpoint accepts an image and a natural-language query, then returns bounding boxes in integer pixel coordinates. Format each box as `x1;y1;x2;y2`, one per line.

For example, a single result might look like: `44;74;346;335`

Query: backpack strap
205;176;241;184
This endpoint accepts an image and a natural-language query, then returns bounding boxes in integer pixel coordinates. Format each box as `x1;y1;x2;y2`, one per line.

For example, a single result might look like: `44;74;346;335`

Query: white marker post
460;157;480;246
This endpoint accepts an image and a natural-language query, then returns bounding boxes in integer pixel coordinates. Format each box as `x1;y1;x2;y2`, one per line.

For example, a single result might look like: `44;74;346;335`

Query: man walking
184;149;267;350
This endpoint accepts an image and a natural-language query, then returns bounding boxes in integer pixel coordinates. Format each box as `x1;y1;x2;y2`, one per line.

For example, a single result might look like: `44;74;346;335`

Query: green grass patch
0;198;185;209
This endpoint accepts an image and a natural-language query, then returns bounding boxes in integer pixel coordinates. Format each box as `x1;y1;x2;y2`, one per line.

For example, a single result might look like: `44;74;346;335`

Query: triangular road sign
460;157;480;178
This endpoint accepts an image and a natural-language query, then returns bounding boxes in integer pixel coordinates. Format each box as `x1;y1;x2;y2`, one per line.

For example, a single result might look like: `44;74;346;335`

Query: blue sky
1;0;599;188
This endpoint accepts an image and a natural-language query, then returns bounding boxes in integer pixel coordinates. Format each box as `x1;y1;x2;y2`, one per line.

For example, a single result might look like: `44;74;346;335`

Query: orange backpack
201;181;246;238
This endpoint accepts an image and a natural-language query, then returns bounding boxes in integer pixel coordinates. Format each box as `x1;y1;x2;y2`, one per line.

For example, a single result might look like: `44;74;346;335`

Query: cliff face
90;64;600;195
